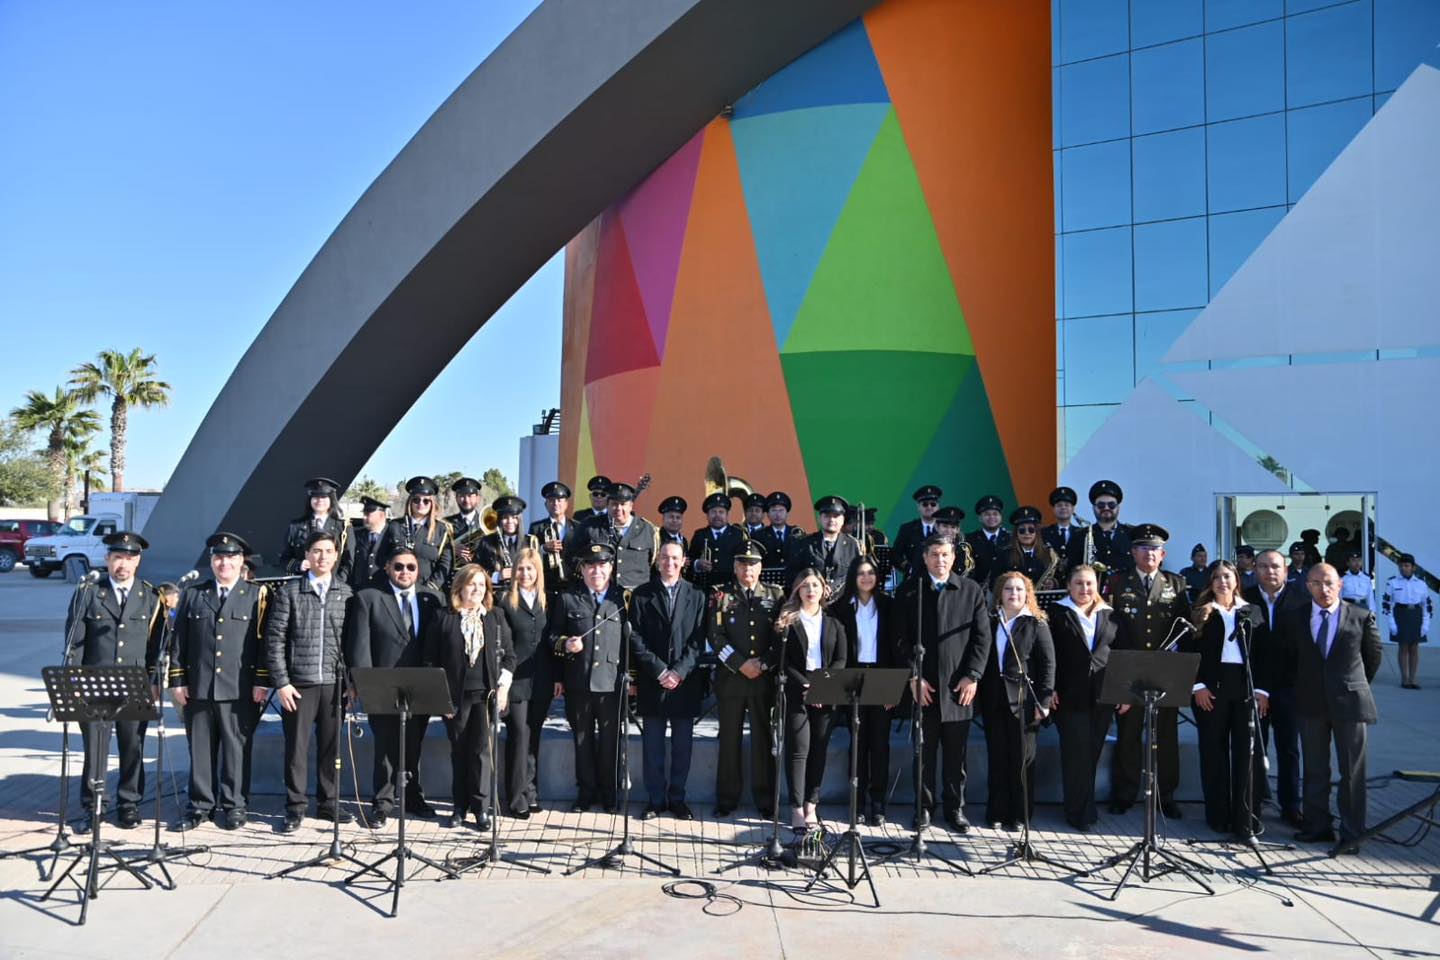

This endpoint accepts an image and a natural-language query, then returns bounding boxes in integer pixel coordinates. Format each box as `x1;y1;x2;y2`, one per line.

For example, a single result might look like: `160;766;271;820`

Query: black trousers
1056;703;1112;827
280;682;340;814
1259;686;1300;811
565;690;619;806
716;692;775;810
444;691;493;818
369;712;429;810
980;699;1036;825
918;704;970;815
1195;689;1260;835
855;705;893;806
785;704;835;809
502;695;548;814
80;719;148;814
184;698;257;814
1299;713;1368;840
1111;705;1179;805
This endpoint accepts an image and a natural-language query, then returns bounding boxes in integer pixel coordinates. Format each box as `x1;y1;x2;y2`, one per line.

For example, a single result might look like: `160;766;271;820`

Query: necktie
1143;574;1154;593
1316;608;1331;657
219;586;229;603
665;585;676;618
1062;527;1069;545
369;532;379;550
314;517;324;531
923;524;931;537
594;592;605;613
118;586;129;607
778;529;785;543
401;591;414;637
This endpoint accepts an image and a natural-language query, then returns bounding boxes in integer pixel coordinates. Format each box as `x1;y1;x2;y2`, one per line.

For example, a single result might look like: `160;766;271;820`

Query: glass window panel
1056;319;1066;402
1136;309;1205;390
1062;227;1134;318
1052;0;1062;66
1055;235;1065;319
1059;54;1130;147
1134;218;1209;312
1059;0;1130;63
1208;206;1287;297
1287;0;1342;12
1064;316;1136;404
1132;39;1205;135
1207;113;1287;212
1053;67;1063;148
1375;0;1440;91
1287;97;1373;202
1062;140;1132;231
1132;0;1203;47
1053;149;1063;231
1206;0;1283;31
1133;127;1207;221
1205;21;1285;122
1063;404;1122;463
1286;1;1374;109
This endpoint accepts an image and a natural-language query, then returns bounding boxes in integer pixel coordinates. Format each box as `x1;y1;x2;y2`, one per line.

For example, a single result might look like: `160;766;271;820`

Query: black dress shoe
945;811;970;834
440;816;456;829
1066;819;1092;833
116;808;141;829
758;806;775;820
315;806;353;824
509;808;531;820
1294;828;1337;843
1108;800;1132;815
1003;821;1019;833
528;802;542;814
280;813;303;834
713;806;733;818
1281;807;1305;827
177;811;206;831
670;802;694;821
223;809;247;831
73;817;95;835
868;805;886;827
408;798;436;818
602;801;618;815
571;801;591;814
370;808;390;829
1160;801;1183;819
474;811;492;831
914;809;932;830
641;804;663;820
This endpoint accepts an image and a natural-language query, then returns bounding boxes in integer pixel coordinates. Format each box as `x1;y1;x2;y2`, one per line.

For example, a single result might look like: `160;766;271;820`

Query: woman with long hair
423;563;515;830
1050;564;1117;830
279;477;351;578
991;507;1060;593
981;572;1055;830
381;475;455;594
496;546;552;817
830;554;895;825
1186;559;1264;839
778;568;847;834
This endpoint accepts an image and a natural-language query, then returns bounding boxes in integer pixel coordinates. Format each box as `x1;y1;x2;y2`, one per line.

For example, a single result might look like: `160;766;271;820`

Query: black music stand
39;665;158;925
1089;650;1214;900
801;667;910;908
1334;770;1440;857
343;667;458;917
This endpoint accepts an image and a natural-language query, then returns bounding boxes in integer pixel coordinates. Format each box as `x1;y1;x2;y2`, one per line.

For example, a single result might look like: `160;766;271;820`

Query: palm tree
9;388;101;519
64;441;109;514
70;348;172;491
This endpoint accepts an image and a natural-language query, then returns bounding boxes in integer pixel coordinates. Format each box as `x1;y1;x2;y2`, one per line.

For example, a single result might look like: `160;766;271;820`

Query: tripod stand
451;688;551;876
343;667;459;916
1089;649;1214;900
715;655;793;874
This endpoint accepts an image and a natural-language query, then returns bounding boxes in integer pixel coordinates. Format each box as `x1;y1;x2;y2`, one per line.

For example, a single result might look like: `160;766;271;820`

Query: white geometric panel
1060;379;1289;569
1164;63;1440;364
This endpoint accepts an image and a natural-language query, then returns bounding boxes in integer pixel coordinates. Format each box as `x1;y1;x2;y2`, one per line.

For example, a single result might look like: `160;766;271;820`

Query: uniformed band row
63;474;1400;855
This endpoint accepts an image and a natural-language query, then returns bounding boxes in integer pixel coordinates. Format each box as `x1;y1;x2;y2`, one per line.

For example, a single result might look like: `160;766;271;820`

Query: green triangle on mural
782;350;972;527
783;108;973;357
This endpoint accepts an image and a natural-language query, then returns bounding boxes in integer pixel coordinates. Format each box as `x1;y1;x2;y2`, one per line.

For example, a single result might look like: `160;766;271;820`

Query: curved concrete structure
142;0;879;576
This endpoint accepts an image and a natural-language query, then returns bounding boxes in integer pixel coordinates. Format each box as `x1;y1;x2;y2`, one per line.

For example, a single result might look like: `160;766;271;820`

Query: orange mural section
558;219;598;489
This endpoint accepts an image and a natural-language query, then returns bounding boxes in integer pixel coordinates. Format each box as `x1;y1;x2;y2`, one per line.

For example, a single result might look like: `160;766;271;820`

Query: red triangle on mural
586;212;660;382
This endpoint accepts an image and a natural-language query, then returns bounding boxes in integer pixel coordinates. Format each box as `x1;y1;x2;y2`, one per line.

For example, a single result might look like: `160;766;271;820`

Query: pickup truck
22;490;159;579
0;519;62;572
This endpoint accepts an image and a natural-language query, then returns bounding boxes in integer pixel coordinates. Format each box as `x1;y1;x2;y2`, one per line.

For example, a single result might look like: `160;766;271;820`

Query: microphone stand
715;642;793;873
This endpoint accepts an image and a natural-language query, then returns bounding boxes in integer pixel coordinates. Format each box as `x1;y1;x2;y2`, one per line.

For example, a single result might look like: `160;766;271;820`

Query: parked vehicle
21;492;159;579
0;519;62;573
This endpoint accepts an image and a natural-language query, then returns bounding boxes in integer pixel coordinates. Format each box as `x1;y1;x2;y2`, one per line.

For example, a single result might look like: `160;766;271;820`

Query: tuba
455;506;500;551
703;456;755;506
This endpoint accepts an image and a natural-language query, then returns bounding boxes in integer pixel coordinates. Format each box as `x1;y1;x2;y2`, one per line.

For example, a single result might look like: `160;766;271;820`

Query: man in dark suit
571;475;611;525
1281;563;1383;850
629;540;707;820
790;495;862;593
689;492;745;586
891;533;992;832
1244;548;1310;825
1041;486;1086;576
1086;480;1134;579
964;495;1011;584
891;485;942;581
576;482;659;590
529;480;578;596
346;545;443;824
755;491;806;570
444;476;484;565
345;496;390;590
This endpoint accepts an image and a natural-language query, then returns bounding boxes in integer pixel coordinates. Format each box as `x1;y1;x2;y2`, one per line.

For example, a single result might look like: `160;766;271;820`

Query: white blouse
853;597;878;664
1056;595;1109;651
799;609;824;671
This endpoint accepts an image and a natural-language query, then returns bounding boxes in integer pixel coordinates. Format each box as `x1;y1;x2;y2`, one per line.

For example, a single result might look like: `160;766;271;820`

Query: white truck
22;492;161;580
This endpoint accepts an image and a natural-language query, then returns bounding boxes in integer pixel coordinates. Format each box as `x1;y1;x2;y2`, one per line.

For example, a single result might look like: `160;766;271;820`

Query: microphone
1160;617;1197;652
81;569;102;584
178;569;201;584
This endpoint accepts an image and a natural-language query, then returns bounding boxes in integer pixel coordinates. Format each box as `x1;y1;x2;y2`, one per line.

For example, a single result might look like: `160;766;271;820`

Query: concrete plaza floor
0;572;1437;958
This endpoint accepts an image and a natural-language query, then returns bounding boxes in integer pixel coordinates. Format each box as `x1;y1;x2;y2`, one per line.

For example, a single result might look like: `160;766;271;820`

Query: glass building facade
1053;0;1440;465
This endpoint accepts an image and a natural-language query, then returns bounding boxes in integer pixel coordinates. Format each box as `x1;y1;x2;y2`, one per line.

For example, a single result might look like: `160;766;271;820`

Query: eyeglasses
1015;525;1037;534
414;497;433;504
390;562;418;572
1094;500;1118;510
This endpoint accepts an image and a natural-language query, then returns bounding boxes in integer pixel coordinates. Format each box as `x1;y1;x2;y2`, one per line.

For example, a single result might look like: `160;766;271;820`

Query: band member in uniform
1180;544;1210;602
790;496;861;593
892;533;992;832
779;568;847;834
1050;564;1117;831
265;530;354;833
279;477;352;581
1184;560;1264;840
892;485;942;581
572;475;611;525
479;495;537;591
1384;552;1430;688
756;492;806;570
934;505;965;540
629;540;707;820
844;506;886;550
965;495;1010;585
742;493;768;539
529;481;577;597
655;495;690;550
424;563;515;830
496;548;552;816
831;555;895;825
1340;552;1372;608
583;482;659;591
1244;548;1309;824
991;506;1061;593
444;477;485;564
379;476;454;595
65;531;165;831
1235;544;1258;591
1105;523;1188;818
1041;486;1086;574
347;544;443;824
1286;542;1310;586
689;492;745;585
709;540;783;817
345;496;390;590
169;532;269;830
1085;480;1134;579
982;572;1055;831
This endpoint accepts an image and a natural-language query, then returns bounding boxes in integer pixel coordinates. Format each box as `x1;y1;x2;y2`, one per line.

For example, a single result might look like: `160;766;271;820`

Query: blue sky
0;0;557;492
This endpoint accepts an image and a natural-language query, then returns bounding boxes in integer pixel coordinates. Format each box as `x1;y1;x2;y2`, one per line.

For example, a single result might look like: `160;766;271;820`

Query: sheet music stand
343;667;457;917
800;667;911;908
39;665;158;925
1090;650;1213;900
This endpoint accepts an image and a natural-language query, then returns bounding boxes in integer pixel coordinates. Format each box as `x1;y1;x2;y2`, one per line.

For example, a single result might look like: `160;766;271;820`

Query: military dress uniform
1383;569;1431;644
346;523;389;591
688;522;746;587
709;572;784;814
964;496;1011;585
756;491;808;571
279;514;352;580
1040;487;1085;577
528;492;580;594
478;529;540;590
378;515;454;595
577;508;659;590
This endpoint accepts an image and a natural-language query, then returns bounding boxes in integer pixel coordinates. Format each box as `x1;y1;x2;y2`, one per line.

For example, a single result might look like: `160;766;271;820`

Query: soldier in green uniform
1105;523;1190;818
709;540;783;817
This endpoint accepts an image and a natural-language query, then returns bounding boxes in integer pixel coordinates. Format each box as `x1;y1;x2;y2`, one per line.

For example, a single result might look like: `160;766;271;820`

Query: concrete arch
142;0;878;576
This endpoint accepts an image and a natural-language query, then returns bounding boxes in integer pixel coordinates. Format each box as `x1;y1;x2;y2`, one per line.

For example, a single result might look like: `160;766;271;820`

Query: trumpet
541;518;564;575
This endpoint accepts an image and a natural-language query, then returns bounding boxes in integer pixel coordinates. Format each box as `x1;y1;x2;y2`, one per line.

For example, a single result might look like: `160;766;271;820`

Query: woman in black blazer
1049;563;1118;830
981;571;1056;830
423;563;515;830
779;568;847;834
495;547;552;818
830;555;895;825
1184;560;1263;839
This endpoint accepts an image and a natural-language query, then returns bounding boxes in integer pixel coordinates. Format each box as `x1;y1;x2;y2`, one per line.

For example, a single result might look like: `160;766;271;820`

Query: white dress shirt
799;609;824;671
1055;595;1107;651
1311;599;1343;657
853;597;878;664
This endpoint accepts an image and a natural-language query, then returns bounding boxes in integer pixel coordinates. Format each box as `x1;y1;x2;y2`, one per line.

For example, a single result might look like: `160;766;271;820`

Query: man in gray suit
1282;563;1383;851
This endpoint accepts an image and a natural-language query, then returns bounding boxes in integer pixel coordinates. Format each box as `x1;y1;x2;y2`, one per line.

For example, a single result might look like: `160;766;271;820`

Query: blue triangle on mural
732;19;890;119
732;102;890;347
